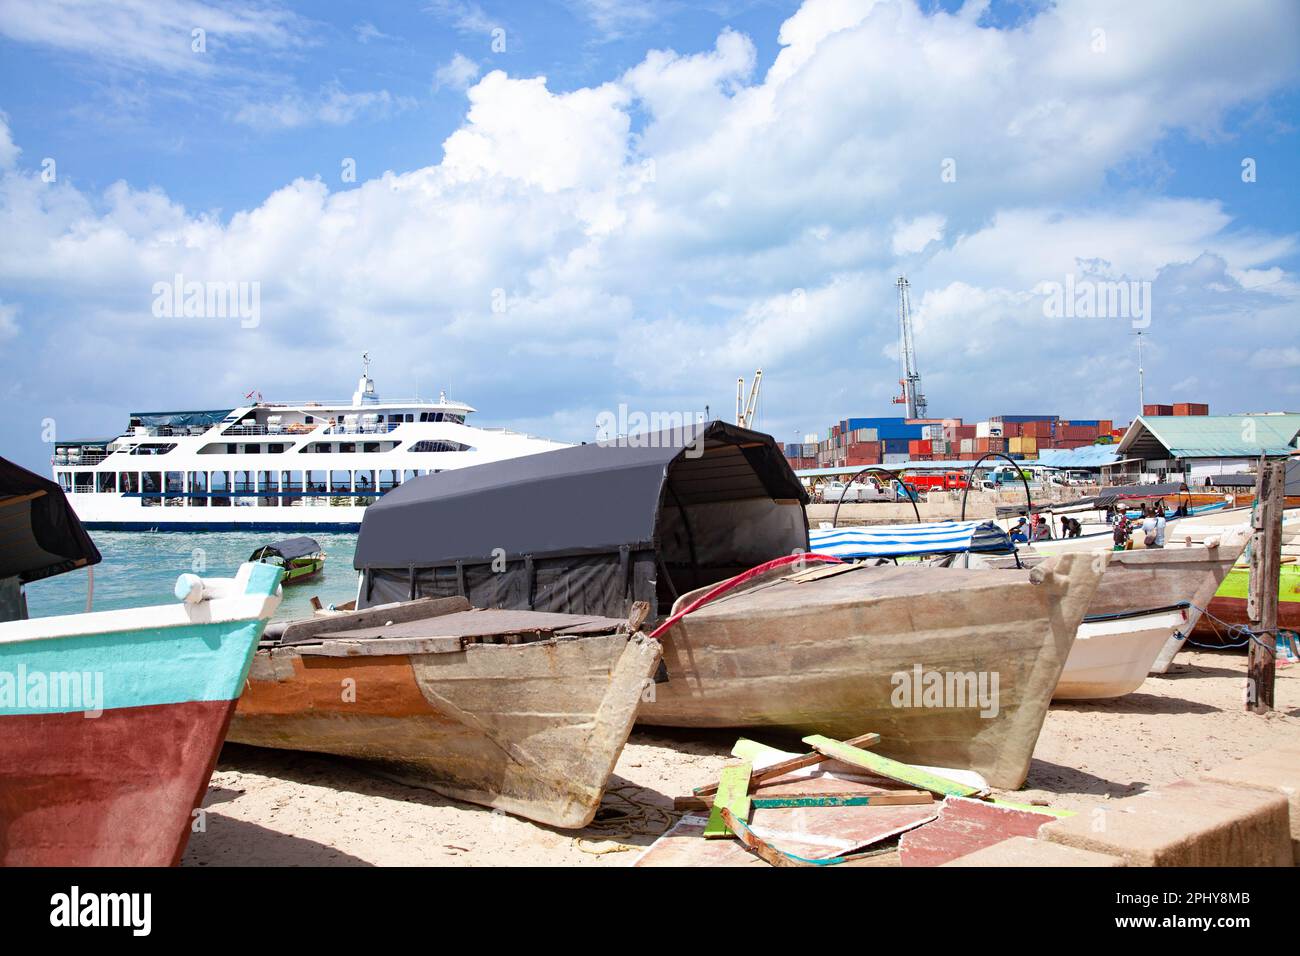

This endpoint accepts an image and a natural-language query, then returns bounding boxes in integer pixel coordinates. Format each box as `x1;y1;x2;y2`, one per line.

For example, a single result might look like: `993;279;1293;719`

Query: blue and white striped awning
809;521;1013;559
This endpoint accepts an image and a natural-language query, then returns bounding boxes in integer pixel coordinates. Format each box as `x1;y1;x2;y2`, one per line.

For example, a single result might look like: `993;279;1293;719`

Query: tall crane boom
890;275;927;419
736;369;762;428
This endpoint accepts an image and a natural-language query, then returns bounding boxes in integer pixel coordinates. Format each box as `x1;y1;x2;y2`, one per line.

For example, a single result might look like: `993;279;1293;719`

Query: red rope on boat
647;552;844;641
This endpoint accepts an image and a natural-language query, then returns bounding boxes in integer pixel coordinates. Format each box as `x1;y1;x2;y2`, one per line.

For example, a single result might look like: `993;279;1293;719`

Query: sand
181;649;1299;866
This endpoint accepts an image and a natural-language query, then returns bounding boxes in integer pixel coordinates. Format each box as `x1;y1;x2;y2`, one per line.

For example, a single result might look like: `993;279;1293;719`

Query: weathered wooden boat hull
638;552;1105;789
230;621;661;829
0;563;280;866
1054;609;1187;700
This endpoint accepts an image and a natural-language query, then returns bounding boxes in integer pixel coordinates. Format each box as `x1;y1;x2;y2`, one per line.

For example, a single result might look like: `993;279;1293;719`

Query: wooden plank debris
803;734;986;798
674;789;932;811
703;763;752;838
695;732;881;797
898;796;1056;867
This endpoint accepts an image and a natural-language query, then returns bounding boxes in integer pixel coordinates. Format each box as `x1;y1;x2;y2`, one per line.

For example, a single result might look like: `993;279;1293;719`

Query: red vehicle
905;471;970;492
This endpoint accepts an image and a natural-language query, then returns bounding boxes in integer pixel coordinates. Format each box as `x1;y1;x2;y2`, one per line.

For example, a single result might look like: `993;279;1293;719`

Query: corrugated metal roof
1118;414;1300;459
1034;447;1123;467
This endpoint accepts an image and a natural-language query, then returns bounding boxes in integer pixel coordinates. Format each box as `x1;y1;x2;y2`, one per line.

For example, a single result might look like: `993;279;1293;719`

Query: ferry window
165;471;184;493
227;444;237;454
74;471;93;493
306;470;327;492
340;442;355;454
355;470;374;493
210;470;231;507
329;470;351;492
142;471;162;505
245;444;260;454
97;472;116;493
379;470;398;492
402;470;418;483
268;443;284;454
188;472;207;508
280;470;303;491
363;442;380;454
118;472;137;493
258;470;277;507
404;414;413;422
234;470;254;493
57;472;72;492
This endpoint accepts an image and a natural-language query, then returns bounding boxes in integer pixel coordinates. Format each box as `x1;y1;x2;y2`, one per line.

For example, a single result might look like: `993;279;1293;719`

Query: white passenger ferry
51;356;570;530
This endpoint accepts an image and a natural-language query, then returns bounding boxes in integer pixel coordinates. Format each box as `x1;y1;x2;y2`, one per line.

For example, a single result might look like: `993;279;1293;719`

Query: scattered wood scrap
638;733;1065;869
802;734;987;798
703;763;752;838
898;796;1058;867
695;731;881;797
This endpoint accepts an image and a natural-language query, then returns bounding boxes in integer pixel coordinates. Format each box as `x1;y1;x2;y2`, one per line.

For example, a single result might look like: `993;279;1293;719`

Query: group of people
1111;500;1167;550
1009;512;1081;543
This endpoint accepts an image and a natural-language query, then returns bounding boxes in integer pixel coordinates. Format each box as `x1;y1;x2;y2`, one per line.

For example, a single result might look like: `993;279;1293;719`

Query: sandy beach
182;648;1299;866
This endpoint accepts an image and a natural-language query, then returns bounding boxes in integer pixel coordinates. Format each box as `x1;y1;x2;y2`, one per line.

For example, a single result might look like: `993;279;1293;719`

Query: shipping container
1143;404;1174;416
1172;402;1209;416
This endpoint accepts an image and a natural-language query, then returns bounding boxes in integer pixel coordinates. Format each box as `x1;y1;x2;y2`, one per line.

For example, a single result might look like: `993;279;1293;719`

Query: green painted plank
802;735;983;798
703;763;752;839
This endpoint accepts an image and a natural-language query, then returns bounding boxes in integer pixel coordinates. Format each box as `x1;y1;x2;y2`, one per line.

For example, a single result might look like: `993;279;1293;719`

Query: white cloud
0;113;18;169
0;0;306;74
0;300;17;339
233;84;416;130
2;0;1299;463
892;214;946;255
354;21;391;44
434;53;481;92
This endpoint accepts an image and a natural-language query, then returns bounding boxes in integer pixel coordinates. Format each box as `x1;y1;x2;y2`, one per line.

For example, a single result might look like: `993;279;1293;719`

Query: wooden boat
1009;528;1250;681
229;596;662;829
637;551;1105;789
249;536;325;584
1053;609;1189;700
1189;561;1300;642
0;562;281;865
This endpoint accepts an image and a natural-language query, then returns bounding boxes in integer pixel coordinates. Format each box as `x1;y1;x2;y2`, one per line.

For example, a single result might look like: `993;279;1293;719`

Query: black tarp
250;536;321;561
1095;481;1187;507
0;456;102;583
1207;461;1300;495
354;421;809;617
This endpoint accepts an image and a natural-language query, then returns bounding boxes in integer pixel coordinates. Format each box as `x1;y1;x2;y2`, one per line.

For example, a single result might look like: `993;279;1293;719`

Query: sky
1;0;1297;472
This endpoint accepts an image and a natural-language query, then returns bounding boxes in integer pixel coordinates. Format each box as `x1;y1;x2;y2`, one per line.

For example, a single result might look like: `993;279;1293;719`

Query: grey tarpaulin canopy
250;536;322;562
1;456;101;585
353;421;810;618
1094;481;1188;507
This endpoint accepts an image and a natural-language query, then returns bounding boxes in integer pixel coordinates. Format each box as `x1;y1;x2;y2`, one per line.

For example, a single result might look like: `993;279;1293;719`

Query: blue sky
1;0;1297;471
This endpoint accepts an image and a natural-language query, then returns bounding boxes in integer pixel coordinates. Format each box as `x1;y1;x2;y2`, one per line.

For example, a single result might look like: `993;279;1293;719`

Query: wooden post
1246;458;1284;713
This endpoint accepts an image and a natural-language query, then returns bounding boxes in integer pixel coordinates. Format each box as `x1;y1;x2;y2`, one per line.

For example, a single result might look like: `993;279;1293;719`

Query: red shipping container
1143;404;1174;416
1173;402;1209;416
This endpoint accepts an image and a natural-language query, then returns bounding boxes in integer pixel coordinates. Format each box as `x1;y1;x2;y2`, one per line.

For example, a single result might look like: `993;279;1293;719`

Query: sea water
24;531;360;622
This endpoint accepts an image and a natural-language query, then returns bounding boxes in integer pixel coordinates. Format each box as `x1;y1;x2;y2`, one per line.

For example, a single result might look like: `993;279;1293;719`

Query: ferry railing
320;422;403;436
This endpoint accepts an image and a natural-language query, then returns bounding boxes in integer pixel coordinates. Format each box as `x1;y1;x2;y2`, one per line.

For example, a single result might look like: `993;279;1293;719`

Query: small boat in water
250;536;325;584
2;455;282;866
229;597;662;829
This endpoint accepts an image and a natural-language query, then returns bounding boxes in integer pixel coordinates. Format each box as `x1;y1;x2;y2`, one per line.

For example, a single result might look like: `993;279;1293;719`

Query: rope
1179;602;1299;655
575;784;683;855
648;552;844;641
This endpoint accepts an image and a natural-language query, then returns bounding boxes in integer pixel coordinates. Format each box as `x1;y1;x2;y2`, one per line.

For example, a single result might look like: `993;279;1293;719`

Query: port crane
890;275;928;419
736;369;762;429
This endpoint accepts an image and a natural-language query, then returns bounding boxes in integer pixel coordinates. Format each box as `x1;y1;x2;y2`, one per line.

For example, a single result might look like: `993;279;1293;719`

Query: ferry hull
0;699;235;866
